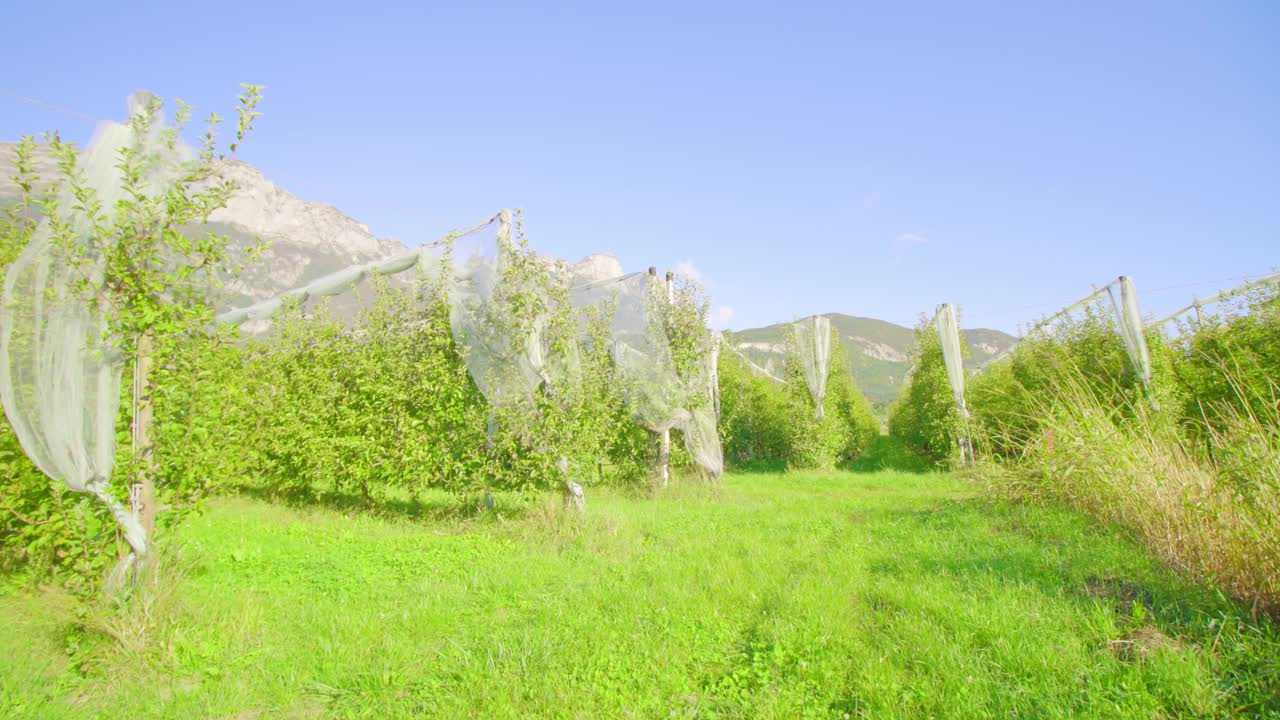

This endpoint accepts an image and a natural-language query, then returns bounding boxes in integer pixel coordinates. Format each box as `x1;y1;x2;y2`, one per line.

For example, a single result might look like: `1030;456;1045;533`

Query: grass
847;435;933;474
981;366;1280;618
1;469;1277;719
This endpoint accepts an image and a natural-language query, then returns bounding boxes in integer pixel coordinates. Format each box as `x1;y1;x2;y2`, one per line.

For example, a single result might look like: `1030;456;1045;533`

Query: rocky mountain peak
571;253;626;282
0;142;408;306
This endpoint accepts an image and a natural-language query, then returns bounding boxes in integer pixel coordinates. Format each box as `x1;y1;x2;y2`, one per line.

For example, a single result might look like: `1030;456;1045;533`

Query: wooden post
649;267;671;489
661;271;675;487
709;333;721;421
130;330;157;562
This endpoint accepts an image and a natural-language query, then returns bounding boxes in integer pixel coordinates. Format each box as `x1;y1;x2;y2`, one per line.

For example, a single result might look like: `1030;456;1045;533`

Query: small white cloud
890;231;928;265
673;260;703;284
709;305;735;329
863;191;882;210
892;231;928;249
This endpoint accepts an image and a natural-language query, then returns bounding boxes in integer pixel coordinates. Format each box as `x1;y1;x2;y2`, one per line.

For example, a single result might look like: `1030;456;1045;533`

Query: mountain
0;143;408;315
725;314;1017;408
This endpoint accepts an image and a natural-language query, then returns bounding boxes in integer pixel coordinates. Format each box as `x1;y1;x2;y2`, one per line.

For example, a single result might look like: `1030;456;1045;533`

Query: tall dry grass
981;364;1280;618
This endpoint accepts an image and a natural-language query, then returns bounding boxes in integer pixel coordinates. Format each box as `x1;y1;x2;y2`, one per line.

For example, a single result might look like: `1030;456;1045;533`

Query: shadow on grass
230;482;533;524
879;499;1222;617
723;459;788;475
865;499;1280;712
847;435;935;474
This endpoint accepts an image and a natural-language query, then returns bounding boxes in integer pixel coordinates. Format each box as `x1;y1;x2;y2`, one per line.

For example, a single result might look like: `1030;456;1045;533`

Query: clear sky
2;1;1277;333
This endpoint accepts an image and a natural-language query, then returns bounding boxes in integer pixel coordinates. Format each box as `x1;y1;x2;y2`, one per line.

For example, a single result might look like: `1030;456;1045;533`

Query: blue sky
2;1;1277;333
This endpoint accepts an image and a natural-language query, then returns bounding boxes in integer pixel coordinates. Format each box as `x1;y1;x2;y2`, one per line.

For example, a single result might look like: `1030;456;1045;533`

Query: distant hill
726;314;1017;408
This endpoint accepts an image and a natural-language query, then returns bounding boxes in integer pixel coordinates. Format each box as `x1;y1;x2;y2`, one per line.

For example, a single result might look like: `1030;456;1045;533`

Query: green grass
2;470;1277;719
847;435;934;474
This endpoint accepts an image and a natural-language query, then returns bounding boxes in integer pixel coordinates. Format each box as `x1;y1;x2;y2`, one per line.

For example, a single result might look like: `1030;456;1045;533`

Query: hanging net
934;303;969;419
447;211;561;408
218;210;577;412
793;315;832;418
215;210;724;476
1109;276;1152;389
572;272;685;430
214;242;441;333
569;272;723;477
0;93;190;555
674;314;724;477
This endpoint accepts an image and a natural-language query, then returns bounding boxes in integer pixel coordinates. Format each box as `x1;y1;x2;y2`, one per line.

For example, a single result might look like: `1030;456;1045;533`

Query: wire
0;88;101;123
1143;275;1258;294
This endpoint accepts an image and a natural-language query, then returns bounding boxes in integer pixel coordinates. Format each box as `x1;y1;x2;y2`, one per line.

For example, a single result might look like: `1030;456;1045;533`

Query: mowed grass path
2;470;1277;719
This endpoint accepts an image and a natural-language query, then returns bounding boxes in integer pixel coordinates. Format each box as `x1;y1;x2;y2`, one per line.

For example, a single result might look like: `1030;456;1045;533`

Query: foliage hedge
886;290;1280;614
718;330;879;470
891;289;1280;466
838;285;1280;614
0;162;714;586
886;315;966;464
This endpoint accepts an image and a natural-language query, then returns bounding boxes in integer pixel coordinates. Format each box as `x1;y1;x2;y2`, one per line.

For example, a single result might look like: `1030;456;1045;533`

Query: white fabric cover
0;94;186;555
793;315;831;419
934;303;969;419
211;212;727;476
570;272;723;477
448;211;552;407
1110;276;1152;389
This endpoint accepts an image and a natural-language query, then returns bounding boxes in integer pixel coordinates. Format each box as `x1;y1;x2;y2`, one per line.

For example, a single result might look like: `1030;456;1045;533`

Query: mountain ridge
725;313;1017;406
0;142;410;312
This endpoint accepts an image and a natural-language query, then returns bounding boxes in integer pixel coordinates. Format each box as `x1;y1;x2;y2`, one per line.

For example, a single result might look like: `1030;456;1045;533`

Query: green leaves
718;333;879;470
230;84;264;157
888;313;969;464
202;268;650;501
0;85;265;592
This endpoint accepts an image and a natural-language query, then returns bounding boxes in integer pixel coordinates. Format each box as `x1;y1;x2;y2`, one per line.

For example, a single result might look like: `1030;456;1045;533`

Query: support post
662;272;675;484
709;333;721;421
654;268;672;488
130;330;156;569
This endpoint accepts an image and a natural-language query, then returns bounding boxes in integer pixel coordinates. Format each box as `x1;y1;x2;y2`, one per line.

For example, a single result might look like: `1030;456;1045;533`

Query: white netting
1109;276;1152;389
0;93;188;555
214;244;440;330
569;272;722;477
934;303;968;419
214;208;724;476
679;405;723;477
708;331;722;419
571;272;685;429
793;315;832;419
1153;272;1280;330
678;322;724;477
725;342;786;384
447;211;558;407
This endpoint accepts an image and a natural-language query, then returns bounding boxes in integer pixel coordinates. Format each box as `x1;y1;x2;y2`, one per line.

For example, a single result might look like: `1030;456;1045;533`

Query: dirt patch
1107;626;1184;661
